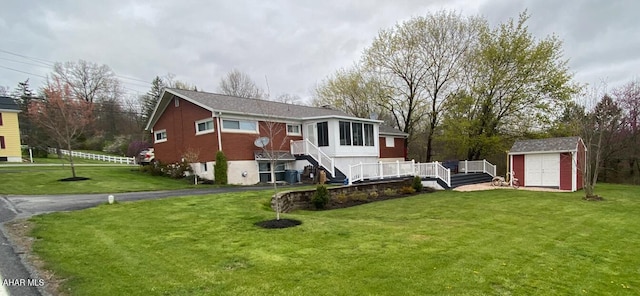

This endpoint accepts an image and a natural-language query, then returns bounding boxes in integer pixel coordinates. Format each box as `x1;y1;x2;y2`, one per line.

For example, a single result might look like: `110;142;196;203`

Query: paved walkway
0;185;284;296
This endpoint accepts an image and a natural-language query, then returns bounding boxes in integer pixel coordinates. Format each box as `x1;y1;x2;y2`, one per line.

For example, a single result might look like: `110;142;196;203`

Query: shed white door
524;153;560;187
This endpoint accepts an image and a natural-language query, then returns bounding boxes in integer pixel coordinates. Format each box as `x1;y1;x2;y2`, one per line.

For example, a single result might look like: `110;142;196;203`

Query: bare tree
28;78;94;178
51;60;121;103
218;69;263;99
274;93;304;105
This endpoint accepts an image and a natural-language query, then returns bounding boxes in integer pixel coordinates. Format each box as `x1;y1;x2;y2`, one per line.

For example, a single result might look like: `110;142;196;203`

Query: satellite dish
254;137;270;148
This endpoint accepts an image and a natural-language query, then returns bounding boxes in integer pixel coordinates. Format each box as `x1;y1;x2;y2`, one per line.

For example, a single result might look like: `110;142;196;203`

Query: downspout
216;112;223;151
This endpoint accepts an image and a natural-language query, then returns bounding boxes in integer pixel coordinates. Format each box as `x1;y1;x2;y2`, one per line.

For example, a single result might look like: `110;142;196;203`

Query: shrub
214;151;228;185
127;141;151;157
400;186;416;194
166;161;192;179
383;188;397;196
335;193;348;203
139;161;165;176
369;191;379;198
104;135;129;155
312;185;330;209
412;176;423;192
350;191;368;201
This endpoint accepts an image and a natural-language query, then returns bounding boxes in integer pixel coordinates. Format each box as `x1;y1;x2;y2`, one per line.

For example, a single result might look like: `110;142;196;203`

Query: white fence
48;148;136;165
290;139;335;177
348;160;451;188
458;159;496;177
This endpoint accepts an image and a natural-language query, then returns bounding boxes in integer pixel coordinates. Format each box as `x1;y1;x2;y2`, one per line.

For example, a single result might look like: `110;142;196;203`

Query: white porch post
411;159;415;176
396;160;401;177
360;162;364;181
483;159;486;174
379;161;384;179
464;160;468;174
435;161;439;179
348;165;353;185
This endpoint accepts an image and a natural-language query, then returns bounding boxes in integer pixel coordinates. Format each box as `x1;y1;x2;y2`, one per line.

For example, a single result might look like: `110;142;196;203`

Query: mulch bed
583;195;605;201
255;219;302;229
59;177;91;182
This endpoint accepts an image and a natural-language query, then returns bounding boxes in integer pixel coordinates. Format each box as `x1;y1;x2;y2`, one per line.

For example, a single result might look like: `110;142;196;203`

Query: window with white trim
385;136;395;147
154;129;167;143
222;119;257;133
286;124;301;135
195;118;214;135
339;121;374;147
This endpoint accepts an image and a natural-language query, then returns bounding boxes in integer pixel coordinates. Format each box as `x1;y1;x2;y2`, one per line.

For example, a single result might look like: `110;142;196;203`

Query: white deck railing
48;148;136;165
458;159;496;177
414;161;451;187
290;139;335;177
348;160;416;184
348;160;451;188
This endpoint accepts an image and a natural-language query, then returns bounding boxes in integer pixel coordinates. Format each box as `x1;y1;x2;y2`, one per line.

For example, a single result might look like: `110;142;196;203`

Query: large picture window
317;122;329;147
222;119;257;133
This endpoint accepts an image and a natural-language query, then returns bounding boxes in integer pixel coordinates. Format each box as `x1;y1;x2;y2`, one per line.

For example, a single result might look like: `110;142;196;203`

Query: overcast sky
1;0;638;102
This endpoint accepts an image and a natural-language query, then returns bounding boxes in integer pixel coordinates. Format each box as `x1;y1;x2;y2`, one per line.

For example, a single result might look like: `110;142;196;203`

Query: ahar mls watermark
2;278;45;287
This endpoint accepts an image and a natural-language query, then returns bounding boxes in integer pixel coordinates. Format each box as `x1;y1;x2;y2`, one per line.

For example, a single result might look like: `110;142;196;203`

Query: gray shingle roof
169;88;352;119
510;137;582;154
379;124;408;137
0;96;20;111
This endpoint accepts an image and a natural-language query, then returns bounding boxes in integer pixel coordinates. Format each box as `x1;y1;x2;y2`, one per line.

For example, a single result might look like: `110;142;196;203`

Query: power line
0;57;51;69
0;65;47;78
0;48;55;67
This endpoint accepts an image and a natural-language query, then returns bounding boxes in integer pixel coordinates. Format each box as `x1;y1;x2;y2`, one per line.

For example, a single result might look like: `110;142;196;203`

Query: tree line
312;10;640;186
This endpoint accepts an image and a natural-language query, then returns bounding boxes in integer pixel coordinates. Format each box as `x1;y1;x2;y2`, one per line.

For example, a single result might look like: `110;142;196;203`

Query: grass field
28;184;640;295
0;165;201;195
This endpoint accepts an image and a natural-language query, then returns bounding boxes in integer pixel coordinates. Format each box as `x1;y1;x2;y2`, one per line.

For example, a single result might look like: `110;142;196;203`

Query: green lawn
0;166;200;195
29;184;640;295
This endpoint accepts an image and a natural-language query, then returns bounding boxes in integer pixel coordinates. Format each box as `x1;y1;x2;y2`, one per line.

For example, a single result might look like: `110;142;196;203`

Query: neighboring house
145;89;408;185
0;96;22;162
509;137;586;192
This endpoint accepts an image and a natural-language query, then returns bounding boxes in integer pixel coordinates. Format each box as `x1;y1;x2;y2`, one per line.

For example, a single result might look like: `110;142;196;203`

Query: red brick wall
153;97;218;164
512;155;525;185
220;122;302;161
152;97;301;163
560;152;573;190
379;136;405;158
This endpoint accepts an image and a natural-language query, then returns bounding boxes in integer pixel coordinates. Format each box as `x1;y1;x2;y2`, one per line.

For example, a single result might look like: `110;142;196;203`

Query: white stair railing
290;139;335;177
414;161;451;188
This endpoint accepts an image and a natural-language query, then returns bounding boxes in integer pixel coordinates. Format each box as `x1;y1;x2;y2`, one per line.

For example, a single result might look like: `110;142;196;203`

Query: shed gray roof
0;96;20;111
379;124;408;137
509;137;582;154
169;88;352;119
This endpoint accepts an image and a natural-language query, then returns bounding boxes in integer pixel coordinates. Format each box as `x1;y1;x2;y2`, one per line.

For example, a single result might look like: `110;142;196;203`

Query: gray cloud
1;0;638;100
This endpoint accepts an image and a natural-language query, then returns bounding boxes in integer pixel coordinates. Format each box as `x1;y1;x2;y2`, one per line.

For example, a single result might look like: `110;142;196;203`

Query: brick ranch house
145;89;408;185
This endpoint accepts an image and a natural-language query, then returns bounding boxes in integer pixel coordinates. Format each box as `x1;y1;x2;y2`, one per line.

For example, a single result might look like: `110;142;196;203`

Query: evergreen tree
142;76;165;123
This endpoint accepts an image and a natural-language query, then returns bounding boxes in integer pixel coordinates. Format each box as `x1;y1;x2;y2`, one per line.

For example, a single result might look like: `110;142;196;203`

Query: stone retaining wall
272;178;414;213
